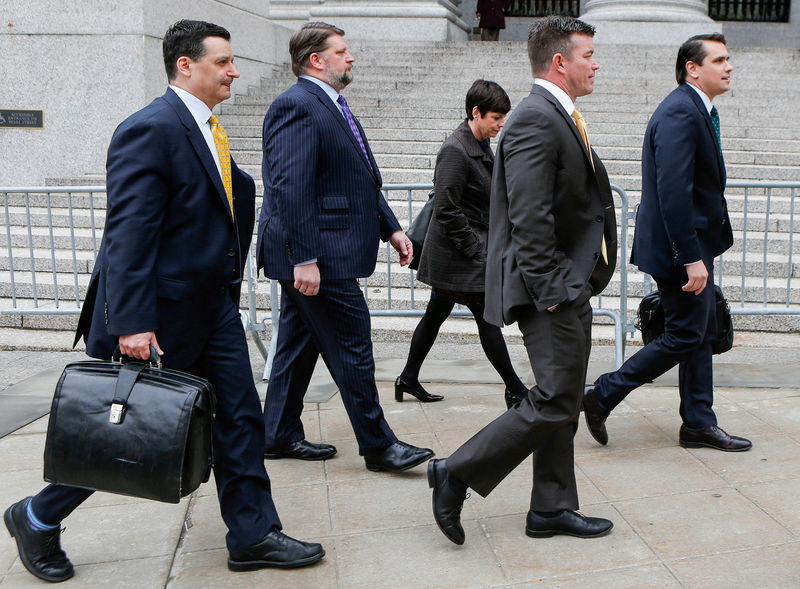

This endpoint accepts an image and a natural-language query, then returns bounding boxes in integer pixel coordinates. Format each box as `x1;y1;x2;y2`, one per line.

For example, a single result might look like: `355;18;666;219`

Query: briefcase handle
108;345;161;425
112;345;162;368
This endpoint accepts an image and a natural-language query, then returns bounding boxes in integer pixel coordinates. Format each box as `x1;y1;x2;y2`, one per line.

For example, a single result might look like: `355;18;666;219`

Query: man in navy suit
583;34;751;452
259;22;434;472
3;20;324;584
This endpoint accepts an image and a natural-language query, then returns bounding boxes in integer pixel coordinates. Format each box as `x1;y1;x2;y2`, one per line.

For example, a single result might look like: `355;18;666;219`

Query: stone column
270;0;471;40
582;0;719;44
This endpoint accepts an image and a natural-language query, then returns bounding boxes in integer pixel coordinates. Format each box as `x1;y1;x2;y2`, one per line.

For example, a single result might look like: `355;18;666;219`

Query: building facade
2;0;797;186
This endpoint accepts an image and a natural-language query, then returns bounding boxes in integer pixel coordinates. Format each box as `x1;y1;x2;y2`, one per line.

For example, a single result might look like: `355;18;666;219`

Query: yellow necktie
572;108;607;264
571;108;594;169
209;114;234;216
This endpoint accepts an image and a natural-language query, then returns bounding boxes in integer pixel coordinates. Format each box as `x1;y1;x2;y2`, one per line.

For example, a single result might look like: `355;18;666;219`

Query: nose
346;51;354;63
230;63;240;78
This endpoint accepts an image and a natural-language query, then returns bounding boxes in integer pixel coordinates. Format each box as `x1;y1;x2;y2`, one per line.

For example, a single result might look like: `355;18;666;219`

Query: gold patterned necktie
209;114;234;216
571;108;594;169
571;108;607;264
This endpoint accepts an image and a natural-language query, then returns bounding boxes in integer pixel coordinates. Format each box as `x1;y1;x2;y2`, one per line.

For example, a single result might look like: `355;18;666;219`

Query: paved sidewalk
2;346;800;588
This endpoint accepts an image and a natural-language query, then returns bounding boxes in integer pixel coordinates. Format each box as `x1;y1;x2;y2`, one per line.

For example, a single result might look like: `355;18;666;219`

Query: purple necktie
337;94;372;170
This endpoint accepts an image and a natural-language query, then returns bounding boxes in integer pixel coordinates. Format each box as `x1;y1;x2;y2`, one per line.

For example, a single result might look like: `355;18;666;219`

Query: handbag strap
109;363;146;424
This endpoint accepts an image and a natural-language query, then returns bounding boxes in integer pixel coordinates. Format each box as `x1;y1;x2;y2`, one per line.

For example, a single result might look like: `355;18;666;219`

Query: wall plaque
0;109;44;129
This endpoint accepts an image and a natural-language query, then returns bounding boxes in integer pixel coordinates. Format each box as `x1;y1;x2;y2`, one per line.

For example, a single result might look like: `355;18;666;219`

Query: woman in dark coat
477;0;511;41
395;80;528;405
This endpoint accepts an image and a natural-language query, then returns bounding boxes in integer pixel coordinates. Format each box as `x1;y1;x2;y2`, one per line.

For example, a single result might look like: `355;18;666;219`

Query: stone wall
1;0;291;186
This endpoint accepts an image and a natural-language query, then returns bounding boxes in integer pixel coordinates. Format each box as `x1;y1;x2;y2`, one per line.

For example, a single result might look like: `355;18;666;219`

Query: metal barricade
637;180;800;330
255;183;630;374
5;181;799;375
1;186;104;317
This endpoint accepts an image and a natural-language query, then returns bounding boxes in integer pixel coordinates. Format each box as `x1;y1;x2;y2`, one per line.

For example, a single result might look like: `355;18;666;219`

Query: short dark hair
465;80;511;119
163;20;231;81
527;15;595;76
675;33;727;85
289;22;345;77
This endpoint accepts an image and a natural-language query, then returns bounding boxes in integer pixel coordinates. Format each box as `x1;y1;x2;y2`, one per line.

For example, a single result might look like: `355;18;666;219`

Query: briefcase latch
109;403;126;425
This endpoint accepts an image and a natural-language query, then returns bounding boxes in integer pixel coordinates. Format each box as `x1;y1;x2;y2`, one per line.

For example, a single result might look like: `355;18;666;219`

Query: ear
553;52;567;74
472;106;482;120
175;56;192;78
308;51;326;72
685;61;699;80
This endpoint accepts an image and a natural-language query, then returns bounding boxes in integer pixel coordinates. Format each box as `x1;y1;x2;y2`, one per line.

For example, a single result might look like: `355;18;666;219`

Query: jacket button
227;250;235;257
595;215;603;222
219;286;226;294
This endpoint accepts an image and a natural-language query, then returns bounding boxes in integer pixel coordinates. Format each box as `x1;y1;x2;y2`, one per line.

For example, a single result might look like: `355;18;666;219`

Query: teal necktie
710;106;721;149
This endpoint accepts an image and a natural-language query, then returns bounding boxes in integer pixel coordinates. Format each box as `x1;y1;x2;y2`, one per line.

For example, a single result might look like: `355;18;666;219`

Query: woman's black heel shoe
395;377;444;403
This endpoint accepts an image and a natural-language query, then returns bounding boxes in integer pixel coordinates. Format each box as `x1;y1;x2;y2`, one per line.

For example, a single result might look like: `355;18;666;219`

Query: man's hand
118;331;163;361
683;260;708;294
294;262;320;296
390;230;413;267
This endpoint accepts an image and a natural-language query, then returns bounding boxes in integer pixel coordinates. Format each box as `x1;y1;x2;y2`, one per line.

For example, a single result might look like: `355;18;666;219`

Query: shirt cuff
295;258;317;266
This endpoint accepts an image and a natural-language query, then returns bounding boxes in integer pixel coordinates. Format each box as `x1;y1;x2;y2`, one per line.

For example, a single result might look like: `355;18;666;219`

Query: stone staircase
2;40;799;347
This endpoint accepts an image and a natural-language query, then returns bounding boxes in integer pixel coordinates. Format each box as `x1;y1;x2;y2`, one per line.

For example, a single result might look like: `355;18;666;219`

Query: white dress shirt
687;82;714;115
169;85;224;181
300;75;345;117
534;78;577;119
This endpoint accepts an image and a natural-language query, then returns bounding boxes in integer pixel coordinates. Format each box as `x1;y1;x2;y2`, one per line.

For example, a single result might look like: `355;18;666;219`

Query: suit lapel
533;85;594;171
682;85;725;186
298;79;378;182
162;88;234;223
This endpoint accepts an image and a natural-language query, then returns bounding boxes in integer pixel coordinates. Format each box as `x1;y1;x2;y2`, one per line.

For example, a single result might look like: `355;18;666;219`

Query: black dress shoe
395;377;444;402
364;440;434;472
504;388;527;410
264;439;337;461
228;528;325;571
4;497;74;582
427;459;467;545
679;424;752;452
525;509;613;538
582;386;610;446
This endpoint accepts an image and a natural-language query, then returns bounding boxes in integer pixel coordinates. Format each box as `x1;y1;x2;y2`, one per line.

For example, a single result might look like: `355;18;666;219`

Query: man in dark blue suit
259;22;434;472
583;34;751;452
4;20;324;584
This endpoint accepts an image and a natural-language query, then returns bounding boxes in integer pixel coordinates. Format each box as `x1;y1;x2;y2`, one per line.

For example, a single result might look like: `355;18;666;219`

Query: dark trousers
447;293;593;511
399;289;527;396
264;279;396;455
481;28;500;41
31;297;281;551
594;264;717;428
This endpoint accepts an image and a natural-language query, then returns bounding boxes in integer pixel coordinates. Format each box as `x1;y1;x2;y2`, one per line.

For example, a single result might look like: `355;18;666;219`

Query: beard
325;68;353;92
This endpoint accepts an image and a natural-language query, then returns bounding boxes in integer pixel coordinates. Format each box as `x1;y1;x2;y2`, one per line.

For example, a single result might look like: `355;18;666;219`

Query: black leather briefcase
43;350;216;503
636;284;733;355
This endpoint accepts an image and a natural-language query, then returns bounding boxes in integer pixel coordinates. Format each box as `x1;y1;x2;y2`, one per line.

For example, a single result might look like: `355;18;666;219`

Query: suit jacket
75;88;256;367
631;83;733;279
485;84;617;326
258;78;401;280
416;119;493;291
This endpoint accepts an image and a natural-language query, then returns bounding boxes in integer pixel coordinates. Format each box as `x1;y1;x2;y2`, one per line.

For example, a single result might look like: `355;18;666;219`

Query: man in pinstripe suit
258;22;434;472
